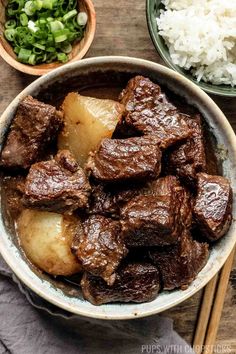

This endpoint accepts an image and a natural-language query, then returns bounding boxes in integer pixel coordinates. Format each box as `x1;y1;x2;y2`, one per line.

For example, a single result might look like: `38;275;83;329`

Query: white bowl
0;56;236;320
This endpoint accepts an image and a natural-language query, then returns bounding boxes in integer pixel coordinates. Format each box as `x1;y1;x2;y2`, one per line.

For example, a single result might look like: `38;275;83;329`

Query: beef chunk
2;176;25;219
147;176;193;230
121;197;182;247
166;114;206;186
1;96;63;169
86;136;162;183
81;262;160;305
119;76;192;149
121;176;191;247
23;150;91;213
72;215;127;285
89;185;119;217
150;232;209;290
193;173;232;241
90;183;146;217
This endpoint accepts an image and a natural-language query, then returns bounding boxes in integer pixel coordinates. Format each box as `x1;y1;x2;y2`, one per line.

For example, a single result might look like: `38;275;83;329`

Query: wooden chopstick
193;274;219;354
193;247;235;354
203;248;235;354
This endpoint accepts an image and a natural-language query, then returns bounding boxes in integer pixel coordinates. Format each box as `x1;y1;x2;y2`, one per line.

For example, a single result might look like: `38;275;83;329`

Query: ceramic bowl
146;0;236;97
0;56;236;320
0;0;96;76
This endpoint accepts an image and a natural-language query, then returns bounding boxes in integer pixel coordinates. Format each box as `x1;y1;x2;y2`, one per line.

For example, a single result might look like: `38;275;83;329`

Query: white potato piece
17;209;82;276
58;93;124;166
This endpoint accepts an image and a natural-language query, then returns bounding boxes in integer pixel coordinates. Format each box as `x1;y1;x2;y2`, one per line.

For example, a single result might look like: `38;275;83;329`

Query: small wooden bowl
0;0;96;76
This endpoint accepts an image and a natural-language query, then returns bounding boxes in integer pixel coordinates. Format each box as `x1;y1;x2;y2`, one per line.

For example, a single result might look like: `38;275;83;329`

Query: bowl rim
0;0;96;76
0;56;236;320
146;0;236;97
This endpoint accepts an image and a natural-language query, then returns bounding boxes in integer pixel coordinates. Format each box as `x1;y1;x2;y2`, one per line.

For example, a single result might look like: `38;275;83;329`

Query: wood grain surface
0;0;235;352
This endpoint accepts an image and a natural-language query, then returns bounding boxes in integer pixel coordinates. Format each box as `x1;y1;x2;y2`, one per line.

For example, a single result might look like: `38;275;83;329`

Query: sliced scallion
60;42;72;54
33;43;46;50
14;46;20;54
57;52;68;62
77;12;88;26
35;0;43;10
28;20;39;32
42;0;54;10
50;20;64;32
28;53;36;64
54;29;68;43
46;47;56;52
18;48;32;62
20;13;28;26
24;1;36;16
5;19;17;28
38;18;47;25
4;29;16;41
63;9;77;22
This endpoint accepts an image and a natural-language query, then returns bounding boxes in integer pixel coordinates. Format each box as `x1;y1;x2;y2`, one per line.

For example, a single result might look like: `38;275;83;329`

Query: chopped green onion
24;1;36;16
33;43;45;50
18;48;32;62
47;34;54;45
42;0;54;10
5;20;16;29
46;52;57;62
20;13;28;26
35;0;43;10
57;52;68;63
28;53;36;65
46;47;56;52
60;42;72;54
50;20;64;32
37;53;47;62
4;0;87;65
67;31;78;42
63;9;77;22
54;29;68;43
38;18;46;25
33;46;43;54
14;46;20;54
4;29;16;42
77;12;88;26
28;20;39;32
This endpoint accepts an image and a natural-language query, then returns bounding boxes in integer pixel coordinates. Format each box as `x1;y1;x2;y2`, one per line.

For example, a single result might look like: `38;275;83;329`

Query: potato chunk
17;209;81;276
58;93;124;166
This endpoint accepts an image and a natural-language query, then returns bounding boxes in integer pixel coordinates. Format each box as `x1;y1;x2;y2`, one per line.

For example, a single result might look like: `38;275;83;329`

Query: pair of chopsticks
193;247;235;354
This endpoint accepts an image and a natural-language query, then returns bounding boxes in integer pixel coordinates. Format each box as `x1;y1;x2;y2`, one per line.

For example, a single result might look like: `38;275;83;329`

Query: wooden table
0;0;235;352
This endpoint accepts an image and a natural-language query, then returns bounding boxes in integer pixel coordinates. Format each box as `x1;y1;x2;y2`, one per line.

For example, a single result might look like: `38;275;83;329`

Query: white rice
157;0;236;86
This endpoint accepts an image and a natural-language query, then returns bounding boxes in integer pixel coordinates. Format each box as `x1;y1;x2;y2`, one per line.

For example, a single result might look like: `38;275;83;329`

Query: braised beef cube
1;96;63;169
86;136;162;183
2;176;25;219
150;232;209;290
204;129;220;176
81;262;160;305
121;192;183;247
113;119;139;139
119;76;192;149
166;114;206;187
72;215;127;285
147;176;193;229
193;173;232;241
90;183;143;217
89;185;119;217
179;187;193;230
23;150;91;213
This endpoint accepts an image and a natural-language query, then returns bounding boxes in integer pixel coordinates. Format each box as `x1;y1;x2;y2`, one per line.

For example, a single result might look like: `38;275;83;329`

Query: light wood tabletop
0;0;235;352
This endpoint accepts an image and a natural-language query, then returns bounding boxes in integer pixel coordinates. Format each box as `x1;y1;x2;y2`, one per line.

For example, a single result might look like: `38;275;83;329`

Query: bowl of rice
146;0;236;96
